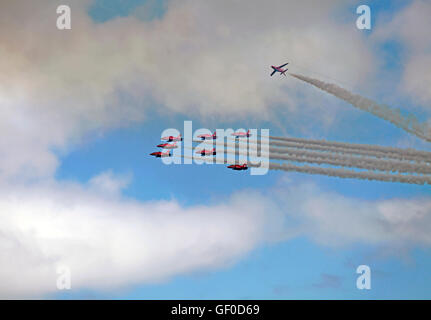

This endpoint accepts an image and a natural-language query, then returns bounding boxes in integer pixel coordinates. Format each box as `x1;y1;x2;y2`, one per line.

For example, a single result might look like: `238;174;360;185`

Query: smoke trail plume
201;138;431;163
268;140;430;162
268;136;431;162
222;148;431;174
267;150;431;174
260;162;431;185
178;153;430;185
290;73;431;142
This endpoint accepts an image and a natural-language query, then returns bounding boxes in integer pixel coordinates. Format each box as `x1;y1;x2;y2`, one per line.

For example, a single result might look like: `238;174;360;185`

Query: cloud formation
0;173;285;298
375;0;431;105
277;182;431;247
1;175;431;297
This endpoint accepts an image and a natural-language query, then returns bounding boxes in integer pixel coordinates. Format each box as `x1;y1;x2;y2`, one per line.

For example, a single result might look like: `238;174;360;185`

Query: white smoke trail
261;162;431;185
198;139;431;163
290;73;431;142
222;148;431;175
268;135;431;162
269;152;431;175
177;154;431;185
271;141;431;163
266;148;431;174
268;140;430;162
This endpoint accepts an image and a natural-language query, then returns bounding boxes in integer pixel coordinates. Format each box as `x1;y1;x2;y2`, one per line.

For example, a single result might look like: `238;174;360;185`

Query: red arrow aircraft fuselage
270;63;289;76
150;150;172;158
227;164;248;171
232;130;251;138
157;142;178;149
197;132;217;140
195;148;216;156
161;134;182;142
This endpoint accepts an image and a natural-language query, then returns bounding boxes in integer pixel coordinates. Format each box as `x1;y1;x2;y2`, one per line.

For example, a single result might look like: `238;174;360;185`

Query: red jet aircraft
150;150;172;158
157;142;178;149
227;164;248;171
270;63;288;76
232;129;251;138
195;148;216;156
161;134;182;142
197;132;217;140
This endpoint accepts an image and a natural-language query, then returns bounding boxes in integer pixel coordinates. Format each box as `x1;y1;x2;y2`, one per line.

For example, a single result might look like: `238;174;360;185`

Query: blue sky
2;0;431;299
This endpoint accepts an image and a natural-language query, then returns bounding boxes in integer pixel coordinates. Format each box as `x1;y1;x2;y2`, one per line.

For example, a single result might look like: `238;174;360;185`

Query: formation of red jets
150;63;288;171
150;130;253;171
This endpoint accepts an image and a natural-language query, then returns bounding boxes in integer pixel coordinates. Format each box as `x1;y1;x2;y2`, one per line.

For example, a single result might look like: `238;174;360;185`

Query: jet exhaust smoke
268;140;430;163
222;148;431;175
186;137;431;184
290;73;431;143
268;136;431;163
258;162;431;185
200;138;431;163
268;149;431;174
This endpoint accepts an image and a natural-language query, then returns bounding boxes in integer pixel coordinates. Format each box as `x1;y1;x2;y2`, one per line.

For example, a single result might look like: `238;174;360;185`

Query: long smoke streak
290;73;431;142
188;144;431;174
226;137;431;162
198;139;431;163
176;155;431;185
266;148;431;174
260;162;431;185
268;140;430;162
221;148;431;174
268;136;431;162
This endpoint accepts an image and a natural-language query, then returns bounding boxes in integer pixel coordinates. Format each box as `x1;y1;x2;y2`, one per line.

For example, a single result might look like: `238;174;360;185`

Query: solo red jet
195;148;216;156
231;129;251;138
227;163;248;171
150;150;172;158
157;142;178;149
270;63;288;76
197;132;217;140
161;134;182;142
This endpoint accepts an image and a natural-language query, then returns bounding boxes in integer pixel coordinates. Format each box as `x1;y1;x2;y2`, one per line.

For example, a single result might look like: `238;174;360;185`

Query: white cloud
88;170;132;195
374;0;431;105
277;181;431;247
1;174;431;298
0;176;286;298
